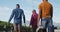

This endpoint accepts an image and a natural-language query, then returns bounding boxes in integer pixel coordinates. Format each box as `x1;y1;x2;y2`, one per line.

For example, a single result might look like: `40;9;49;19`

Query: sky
0;0;60;25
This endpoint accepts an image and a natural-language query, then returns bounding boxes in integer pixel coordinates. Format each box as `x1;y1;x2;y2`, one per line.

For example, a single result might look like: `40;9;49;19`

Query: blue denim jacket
8;8;25;24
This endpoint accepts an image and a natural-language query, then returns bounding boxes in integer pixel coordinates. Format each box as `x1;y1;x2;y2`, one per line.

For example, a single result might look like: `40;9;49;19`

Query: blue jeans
41;18;53;32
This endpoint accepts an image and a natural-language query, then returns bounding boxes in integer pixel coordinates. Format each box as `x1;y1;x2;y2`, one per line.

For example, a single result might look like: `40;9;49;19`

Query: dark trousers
32;26;37;32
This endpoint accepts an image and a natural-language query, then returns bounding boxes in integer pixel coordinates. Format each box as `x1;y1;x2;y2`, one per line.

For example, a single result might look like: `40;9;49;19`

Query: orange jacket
38;1;53;18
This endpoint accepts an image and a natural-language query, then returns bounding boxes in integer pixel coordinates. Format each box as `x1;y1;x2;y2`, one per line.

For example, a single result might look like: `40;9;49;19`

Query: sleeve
22;10;25;23
8;10;15;22
30;15;33;25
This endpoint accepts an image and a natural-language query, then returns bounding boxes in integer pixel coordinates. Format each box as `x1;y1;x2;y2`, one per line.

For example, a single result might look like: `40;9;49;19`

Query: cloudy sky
0;0;60;24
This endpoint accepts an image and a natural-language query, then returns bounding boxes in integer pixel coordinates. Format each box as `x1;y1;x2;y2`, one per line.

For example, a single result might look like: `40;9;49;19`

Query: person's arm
30;15;33;28
51;5;53;18
38;4;42;26
8;10;15;23
30;15;33;25
22;10;25;23
38;10;42;26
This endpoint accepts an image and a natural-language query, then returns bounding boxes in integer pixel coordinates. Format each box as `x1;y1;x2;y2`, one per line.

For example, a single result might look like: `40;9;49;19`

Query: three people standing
8;0;53;32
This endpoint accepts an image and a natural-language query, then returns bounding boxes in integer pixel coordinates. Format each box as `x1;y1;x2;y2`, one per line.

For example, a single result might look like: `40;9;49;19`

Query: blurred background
0;0;60;32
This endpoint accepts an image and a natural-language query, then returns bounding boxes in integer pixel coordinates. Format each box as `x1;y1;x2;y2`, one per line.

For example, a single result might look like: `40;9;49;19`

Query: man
38;0;53;32
30;10;38;32
8;4;25;32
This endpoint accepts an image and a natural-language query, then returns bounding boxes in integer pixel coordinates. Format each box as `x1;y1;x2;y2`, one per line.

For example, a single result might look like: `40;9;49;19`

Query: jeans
41;18;53;32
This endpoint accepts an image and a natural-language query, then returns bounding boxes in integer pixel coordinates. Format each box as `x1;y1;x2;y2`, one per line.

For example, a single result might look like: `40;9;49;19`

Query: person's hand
37;22;39;27
7;22;10;26
24;23;26;27
37;20;42;27
40;21;41;26
24;21;25;24
29;25;32;28
37;19;40;27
